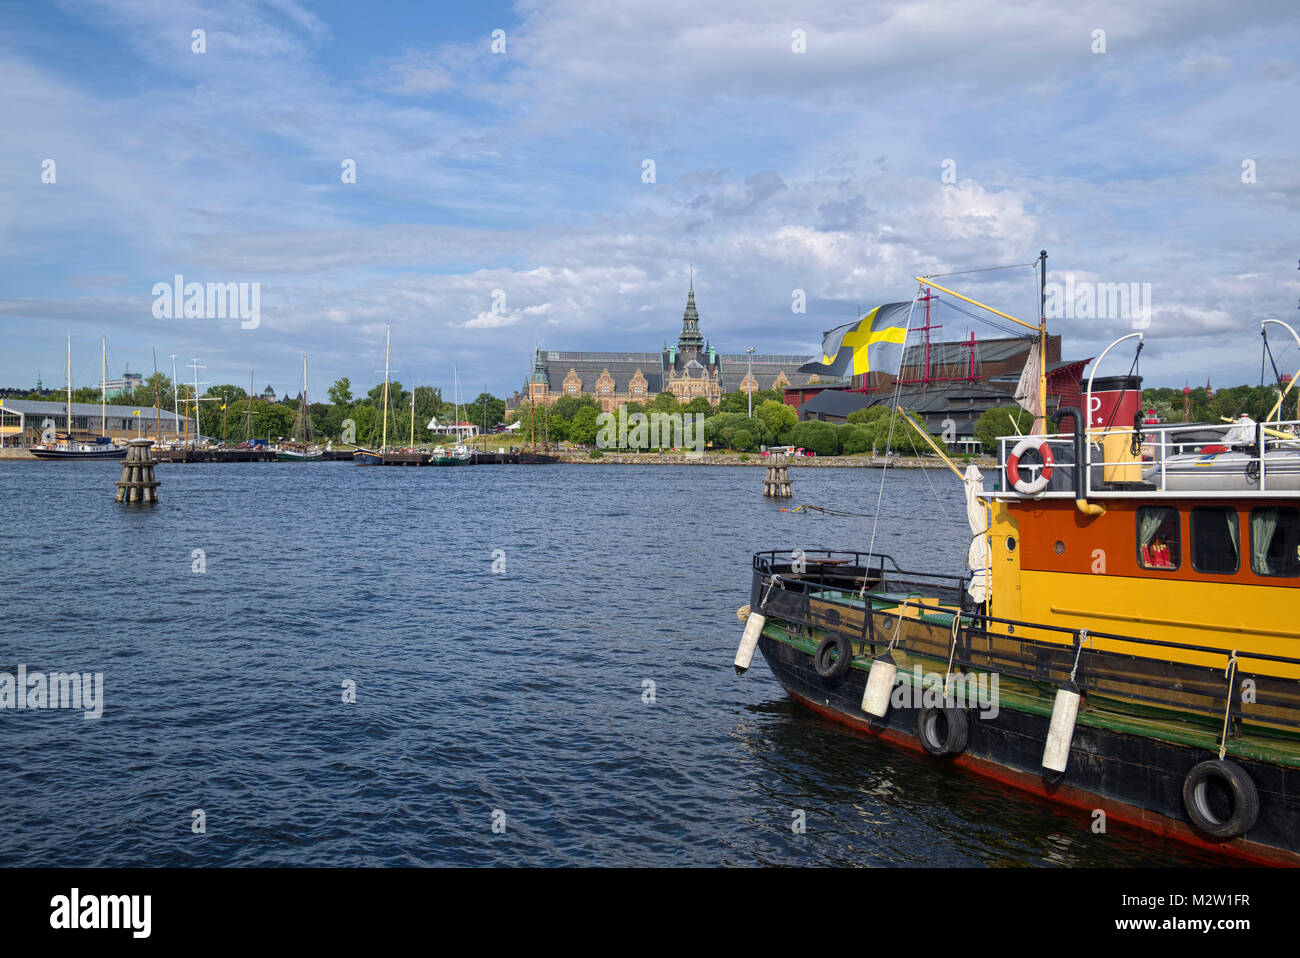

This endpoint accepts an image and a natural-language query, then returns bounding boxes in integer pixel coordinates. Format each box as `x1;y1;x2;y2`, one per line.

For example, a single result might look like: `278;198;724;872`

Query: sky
1;0;1297;400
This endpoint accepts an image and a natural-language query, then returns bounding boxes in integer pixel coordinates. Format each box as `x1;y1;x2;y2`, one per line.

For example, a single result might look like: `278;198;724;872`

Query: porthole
1005;536;1017;553
1054;540;1066;556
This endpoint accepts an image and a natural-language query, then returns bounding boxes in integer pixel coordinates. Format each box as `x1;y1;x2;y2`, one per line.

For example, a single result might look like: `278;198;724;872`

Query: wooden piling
763;452;792;498
115;439;160;504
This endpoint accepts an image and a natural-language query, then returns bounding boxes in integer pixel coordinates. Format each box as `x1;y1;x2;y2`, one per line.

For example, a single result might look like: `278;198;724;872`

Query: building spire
678;270;704;356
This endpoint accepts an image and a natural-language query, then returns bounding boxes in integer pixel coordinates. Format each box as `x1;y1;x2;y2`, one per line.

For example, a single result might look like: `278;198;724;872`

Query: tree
975;405;1034;453
755;399;797;444
847;405;889;426
683;397;713;416
647;391;681;412
704;412;772;450
789;420;839;456
731;429;756;452
464;392;506;430
328;377;353;406
568;406;600;445
840;424;874;455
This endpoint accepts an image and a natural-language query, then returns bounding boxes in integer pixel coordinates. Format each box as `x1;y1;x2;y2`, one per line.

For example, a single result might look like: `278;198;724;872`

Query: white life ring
1006;437;1055;495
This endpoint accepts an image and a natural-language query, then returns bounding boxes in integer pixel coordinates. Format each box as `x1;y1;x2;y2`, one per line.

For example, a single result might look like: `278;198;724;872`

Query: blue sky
1;0;1298;400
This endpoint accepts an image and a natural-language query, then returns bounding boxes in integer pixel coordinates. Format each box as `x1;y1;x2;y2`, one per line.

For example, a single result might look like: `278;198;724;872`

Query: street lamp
745;346;755;417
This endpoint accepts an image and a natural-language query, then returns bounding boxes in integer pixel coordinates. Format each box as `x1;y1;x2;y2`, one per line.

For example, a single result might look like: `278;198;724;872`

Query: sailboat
432;366;472;465
276;354;324;461
353;326;391;465
30;336;127;460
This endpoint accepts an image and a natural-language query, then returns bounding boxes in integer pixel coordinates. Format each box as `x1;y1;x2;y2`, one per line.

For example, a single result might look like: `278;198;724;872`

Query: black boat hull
758;632;1300;865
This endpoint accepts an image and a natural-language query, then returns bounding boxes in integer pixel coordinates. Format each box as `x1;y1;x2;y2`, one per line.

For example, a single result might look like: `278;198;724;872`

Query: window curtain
1252;509;1279;575
1226;510;1240;567
1139;511;1165;547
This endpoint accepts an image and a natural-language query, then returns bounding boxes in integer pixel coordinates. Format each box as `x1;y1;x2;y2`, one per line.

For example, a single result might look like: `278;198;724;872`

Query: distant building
509;277;842;413
261;385;277;403
100;370;144;397
0;398;195;445
792;331;1089;452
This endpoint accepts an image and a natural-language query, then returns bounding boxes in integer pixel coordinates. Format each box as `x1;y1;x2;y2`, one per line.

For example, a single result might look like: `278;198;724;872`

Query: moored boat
736;269;1300;865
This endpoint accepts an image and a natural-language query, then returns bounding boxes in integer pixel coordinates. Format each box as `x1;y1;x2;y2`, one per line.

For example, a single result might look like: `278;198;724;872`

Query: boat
1142;416;1300;491
275;354;324;461
355;326;393;466
431;443;471;466
30;337;126;460
735;263;1300;866
431;366;473;465
30;436;127;460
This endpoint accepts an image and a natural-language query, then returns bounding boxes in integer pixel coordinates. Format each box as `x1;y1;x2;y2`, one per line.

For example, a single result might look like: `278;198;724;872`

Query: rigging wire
922;261;1038;279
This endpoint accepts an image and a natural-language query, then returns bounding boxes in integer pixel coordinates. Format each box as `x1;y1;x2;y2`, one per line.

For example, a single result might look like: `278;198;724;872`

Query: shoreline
556;453;995;468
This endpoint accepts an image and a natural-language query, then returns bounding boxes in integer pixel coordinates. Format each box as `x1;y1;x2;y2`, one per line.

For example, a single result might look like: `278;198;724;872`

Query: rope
784;504;876;518
943;612;961;698
866;292;921;558
1219;650;1238;761
1068;628;1090;685
922;261;1038;279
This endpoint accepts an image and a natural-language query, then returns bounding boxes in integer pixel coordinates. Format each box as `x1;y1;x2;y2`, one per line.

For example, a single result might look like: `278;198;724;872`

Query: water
0;460;1220;866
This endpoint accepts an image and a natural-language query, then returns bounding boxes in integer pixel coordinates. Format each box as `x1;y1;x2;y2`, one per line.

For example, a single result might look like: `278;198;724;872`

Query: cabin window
1191;507;1240;575
1250;507;1300;578
1137;506;1180;570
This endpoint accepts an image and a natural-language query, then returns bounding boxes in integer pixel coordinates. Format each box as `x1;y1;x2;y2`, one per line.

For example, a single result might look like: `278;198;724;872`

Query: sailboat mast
381;324;391;450
410;381;415;447
299;353;308;442
171;355;180;440
101;336;107;438
153;349;161;442
247;369;254;442
66;336;72;440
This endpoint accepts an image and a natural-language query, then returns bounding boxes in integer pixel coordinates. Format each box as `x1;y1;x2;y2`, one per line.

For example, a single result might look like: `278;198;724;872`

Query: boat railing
751;556;1300;734
995;418;1300;498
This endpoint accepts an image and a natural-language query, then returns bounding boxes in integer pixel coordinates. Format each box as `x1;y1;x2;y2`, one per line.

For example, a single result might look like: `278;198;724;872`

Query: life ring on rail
916;705;969;758
1005;437;1055;495
814;633;853;680
1182;759;1258;839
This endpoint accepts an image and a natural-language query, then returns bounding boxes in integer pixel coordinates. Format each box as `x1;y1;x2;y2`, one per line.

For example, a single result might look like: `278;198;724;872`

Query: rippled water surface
0;460;1220;866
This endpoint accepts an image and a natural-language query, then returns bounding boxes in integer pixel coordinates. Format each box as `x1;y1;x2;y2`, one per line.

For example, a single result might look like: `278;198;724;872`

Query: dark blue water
0;460;1219;866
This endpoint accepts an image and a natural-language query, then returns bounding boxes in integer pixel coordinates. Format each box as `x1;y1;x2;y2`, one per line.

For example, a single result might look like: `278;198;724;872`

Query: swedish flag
798;302;911;377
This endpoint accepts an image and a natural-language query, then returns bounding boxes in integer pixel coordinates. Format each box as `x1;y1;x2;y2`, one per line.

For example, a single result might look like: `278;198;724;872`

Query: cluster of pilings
763;453;792;498
115;439;160;504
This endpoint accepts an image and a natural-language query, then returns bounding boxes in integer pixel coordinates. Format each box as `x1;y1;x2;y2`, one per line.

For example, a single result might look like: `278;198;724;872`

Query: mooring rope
782;504;876;517
1219;650;1239;761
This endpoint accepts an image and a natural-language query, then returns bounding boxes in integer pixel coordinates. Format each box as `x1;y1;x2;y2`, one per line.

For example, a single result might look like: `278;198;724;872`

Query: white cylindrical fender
735;612;766;674
861;657;897;717
1042;688;1081;773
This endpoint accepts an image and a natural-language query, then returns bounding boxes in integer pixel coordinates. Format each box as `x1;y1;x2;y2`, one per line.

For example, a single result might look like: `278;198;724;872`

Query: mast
246;369;254;442
171;354;180;440
153;349;161;442
192;358;201;445
381;324;391;450
409;379;415;447
297;353;309;442
101;336;107;438
1037;249;1048;435
66;336;72;440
